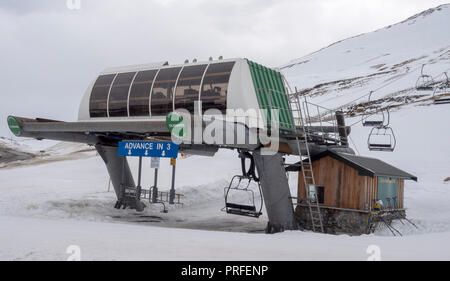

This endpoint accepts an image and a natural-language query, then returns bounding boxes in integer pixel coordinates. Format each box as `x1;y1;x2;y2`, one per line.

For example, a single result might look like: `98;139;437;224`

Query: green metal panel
248;61;270;123
7;116;21;136
377;176;399;207
267;66;290;129
271;69;290;127
246;59;293;132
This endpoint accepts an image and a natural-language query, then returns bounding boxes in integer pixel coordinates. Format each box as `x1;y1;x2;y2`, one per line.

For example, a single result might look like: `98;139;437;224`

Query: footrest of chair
226;203;256;212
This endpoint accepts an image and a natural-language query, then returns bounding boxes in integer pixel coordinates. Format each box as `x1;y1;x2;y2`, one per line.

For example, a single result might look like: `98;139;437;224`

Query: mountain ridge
281;4;450;70
280;3;450;113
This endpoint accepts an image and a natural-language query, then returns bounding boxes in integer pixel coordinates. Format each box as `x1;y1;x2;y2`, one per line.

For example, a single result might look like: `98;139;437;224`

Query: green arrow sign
7;116;21;136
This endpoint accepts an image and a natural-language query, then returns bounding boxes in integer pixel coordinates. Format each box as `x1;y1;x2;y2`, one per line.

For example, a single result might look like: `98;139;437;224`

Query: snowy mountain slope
0;137;35;165
280;4;450;111
0;141;95;169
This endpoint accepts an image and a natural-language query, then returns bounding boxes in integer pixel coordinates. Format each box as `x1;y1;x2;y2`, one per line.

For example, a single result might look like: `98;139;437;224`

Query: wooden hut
289;151;417;234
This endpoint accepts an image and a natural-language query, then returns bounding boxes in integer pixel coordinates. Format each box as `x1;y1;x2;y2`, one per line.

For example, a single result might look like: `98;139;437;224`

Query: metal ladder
288;89;324;233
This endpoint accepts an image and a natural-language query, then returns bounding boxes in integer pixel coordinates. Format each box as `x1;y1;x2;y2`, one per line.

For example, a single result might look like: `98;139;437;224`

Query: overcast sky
0;0;448;137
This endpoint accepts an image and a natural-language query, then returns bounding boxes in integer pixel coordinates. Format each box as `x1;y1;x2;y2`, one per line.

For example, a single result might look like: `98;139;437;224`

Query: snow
2;216;450;261
1;5;450;261
0;136;59;152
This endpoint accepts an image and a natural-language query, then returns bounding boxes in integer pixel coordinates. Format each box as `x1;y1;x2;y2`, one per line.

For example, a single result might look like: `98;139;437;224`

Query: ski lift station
7;57;417;235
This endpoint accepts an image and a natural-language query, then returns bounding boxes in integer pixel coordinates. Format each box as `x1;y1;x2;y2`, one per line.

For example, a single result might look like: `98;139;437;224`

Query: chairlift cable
348;67;450;128
298;48;450;119
348;135;360;155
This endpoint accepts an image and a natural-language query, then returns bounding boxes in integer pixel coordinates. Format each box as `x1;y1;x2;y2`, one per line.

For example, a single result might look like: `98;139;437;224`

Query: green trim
246;59;293;132
7;116;21;136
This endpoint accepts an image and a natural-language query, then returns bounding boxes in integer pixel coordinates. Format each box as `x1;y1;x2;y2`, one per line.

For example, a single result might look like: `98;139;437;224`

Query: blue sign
118;141;178;158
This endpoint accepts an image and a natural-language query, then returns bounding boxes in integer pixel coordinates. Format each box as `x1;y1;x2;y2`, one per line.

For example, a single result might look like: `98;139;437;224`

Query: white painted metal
101;61;168;75
227;58;264;128
126;72;139;117
77;58;266;130
106;73;119;118
197;63;211;115
148;68;162;118
172;65;185;111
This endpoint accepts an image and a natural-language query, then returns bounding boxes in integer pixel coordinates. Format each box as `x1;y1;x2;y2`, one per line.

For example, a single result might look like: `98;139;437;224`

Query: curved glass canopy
88;61;235;118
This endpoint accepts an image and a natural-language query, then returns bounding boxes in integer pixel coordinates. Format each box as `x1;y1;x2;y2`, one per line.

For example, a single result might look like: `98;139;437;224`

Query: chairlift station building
7;57;416;235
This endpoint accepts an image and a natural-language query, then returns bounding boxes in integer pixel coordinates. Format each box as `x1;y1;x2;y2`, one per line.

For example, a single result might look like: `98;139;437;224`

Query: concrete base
95;145;145;211
253;151;298;233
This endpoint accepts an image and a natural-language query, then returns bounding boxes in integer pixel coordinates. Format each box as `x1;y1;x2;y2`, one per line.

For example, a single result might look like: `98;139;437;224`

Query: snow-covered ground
1;5;450;261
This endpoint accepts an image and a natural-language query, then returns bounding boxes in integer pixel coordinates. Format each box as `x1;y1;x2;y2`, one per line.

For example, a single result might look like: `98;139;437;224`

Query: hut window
200;61;235;114
151;67;182;116
129;69;158;117
377;177;398;207
89;74;116;117
307;185;324;204
108;72;136;117
174;64;208;113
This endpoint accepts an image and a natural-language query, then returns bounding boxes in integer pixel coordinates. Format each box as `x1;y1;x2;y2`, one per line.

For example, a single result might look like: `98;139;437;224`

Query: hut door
377;177;398;207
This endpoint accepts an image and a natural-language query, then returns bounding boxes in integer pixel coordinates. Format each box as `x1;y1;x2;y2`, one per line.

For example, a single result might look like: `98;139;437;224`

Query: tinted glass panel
174;65;208;113
200;62;235;113
129;70;158;117
89;74;116;118
151;67;182;116
108;72;136;117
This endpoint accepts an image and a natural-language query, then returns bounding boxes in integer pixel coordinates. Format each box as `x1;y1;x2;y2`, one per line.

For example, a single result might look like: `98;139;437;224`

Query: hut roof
287;150;417;181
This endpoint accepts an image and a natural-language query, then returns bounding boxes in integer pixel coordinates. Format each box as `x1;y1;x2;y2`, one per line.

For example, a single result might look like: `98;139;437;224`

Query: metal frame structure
415;64;435;91
222;175;263;218
106;73;119;118
222;150;263;218
362;91;385;127
367;127;396;152
432;72;450;105
287;87;324;233
367;108;396;152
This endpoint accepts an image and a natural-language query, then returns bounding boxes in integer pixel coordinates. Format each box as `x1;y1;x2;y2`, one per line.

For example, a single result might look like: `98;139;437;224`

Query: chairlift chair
367;126;396;152
222;151;263;218
415;64;435;91
432;72;450;105
367;109;396;152
222;175;263;218
362;91;385;127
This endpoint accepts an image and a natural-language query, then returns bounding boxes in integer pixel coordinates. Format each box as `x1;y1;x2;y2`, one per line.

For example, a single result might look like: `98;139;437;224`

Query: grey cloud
0;0;66;14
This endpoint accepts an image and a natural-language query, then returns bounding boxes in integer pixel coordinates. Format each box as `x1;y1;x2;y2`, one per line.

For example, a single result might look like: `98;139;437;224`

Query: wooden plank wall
298;156;367;210
365;176;378;211
297;157;406;211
